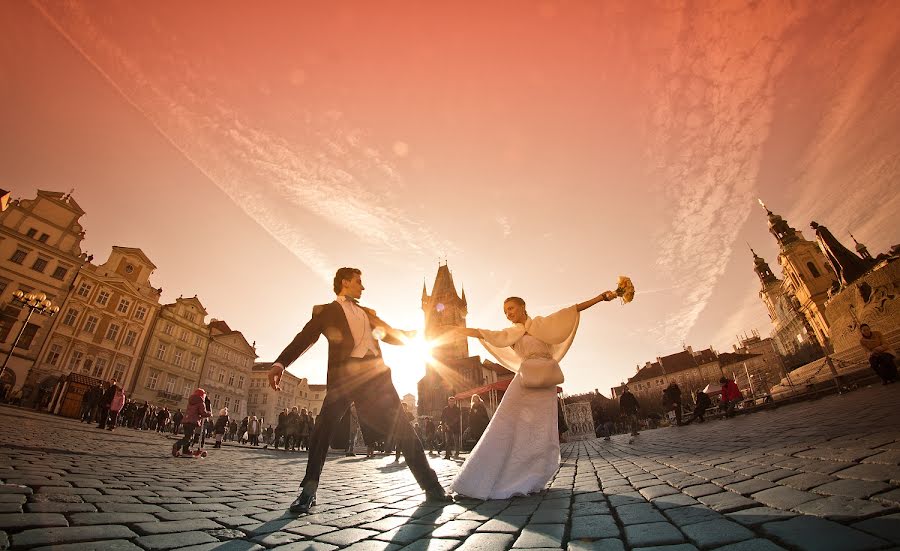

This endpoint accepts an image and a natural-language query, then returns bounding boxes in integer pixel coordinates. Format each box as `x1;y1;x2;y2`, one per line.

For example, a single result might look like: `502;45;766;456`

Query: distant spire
460;285;467;305
750;244;777;284
758;199;799;248
849;233;873;260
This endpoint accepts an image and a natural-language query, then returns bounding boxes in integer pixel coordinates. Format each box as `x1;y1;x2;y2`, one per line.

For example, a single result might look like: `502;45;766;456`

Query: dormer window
26;228;37;238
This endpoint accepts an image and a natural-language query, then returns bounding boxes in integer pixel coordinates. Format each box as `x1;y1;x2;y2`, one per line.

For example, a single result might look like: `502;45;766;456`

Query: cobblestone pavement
2;384;900;551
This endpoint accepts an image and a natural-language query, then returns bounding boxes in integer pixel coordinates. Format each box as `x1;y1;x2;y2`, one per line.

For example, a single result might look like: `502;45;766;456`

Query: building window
93;358;108;378
124;330;138;347
228;372;235;386
68;350;84;371
83;315;99;334
96;290;110;306
26;228;37;238
46;343;63;366
112;363;126;383
105;323;120;341
807;262;821;278
31;258;49;273
182;383;192;398
38;233;49;243
62;308;79;327
234;399;240;413
0;307;19;342
156;343;167;361
10;250;27;264
165;375;177;394
135;305;147;321
237;376;244;389
51;266;68;280
173;349;184;367
163;323;173;336
194;335;202;348
224;396;231;410
147;370;159;390
76;282;92;298
116;298;131;314
218;370;225;383
189;354;198;371
81;358;93;374
315;393;320;400
16;323;39;349
262;394;267;404
213;394;220;409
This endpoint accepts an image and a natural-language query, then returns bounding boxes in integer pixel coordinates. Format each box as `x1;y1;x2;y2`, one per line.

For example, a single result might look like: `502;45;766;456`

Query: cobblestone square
2;384;900;550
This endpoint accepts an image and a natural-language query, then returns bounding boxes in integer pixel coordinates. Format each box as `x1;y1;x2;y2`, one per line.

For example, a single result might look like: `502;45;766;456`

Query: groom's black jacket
274;301;404;374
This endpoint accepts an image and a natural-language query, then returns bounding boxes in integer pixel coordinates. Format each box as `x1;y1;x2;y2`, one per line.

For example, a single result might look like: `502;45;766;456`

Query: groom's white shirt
336;295;380;358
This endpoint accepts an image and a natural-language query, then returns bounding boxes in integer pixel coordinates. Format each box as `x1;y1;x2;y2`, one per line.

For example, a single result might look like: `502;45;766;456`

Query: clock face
125;264;134;274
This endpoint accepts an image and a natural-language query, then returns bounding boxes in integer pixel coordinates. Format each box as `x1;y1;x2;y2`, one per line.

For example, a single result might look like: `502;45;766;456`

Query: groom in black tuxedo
268;267;451;513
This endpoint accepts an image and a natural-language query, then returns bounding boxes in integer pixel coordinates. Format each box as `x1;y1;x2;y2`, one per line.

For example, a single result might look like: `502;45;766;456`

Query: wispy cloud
496;215;512;238
640;3;805;348
30;0;452;282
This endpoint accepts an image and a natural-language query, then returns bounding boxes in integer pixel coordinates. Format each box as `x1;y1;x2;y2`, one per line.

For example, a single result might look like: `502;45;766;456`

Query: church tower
759;201;835;351
421;262;469;363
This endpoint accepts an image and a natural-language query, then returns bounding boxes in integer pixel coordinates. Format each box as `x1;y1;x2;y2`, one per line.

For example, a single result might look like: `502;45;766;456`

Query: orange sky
2;0;899;398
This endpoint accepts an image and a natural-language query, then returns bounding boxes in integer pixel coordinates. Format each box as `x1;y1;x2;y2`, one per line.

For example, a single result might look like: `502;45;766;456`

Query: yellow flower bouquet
616;276;635;304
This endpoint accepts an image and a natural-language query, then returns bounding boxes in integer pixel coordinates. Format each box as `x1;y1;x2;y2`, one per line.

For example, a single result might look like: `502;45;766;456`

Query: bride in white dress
449;289;621;500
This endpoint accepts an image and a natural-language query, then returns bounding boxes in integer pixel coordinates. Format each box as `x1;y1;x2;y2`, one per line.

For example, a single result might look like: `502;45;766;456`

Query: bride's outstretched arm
453;327;483;338
576;291;618;312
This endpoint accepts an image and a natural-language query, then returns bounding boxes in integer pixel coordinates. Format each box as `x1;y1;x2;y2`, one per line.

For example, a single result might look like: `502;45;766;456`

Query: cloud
30;0;452;282
496;215;512;238
640;2;807;348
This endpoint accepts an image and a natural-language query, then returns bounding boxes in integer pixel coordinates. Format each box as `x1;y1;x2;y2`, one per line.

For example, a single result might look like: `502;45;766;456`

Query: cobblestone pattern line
1;383;900;550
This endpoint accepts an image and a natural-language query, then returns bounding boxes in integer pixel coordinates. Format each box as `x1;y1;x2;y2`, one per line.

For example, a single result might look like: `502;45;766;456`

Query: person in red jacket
172;388;211;456
720;377;742;418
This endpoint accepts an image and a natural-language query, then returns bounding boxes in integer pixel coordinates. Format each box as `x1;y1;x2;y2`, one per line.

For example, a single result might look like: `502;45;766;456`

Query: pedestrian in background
96;381;118;430
860;323;898;384
441;397;461;459
213;408;229;449
619;385;640;436
172;388;211;456
106;386;126;430
248;415;262;446
468;394;490;444
683;390;711;425
662;381;683;426
720;377;743;418
424;418;436;454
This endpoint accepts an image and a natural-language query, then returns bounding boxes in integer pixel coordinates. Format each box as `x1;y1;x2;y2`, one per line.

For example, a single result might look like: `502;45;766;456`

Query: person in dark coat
285;407;301;451
662;382;683;426
96;381;119;430
238;416;249;444
299;408;313;450
424;418;437;454
156;407;170;433
79;385;99;423
619;386;640;436
441;397;461;459
213;408;230;448
394;402;415;461
683;391;712;425
172;409;183;434
468;395;490;444
272;408;288;449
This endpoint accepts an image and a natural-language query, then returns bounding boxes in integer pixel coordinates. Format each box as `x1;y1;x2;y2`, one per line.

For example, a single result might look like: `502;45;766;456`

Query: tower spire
849;233;873;261
758;199;799;248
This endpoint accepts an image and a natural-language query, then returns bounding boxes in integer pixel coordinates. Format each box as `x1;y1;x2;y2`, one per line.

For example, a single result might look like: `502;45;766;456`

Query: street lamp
0;290;60;388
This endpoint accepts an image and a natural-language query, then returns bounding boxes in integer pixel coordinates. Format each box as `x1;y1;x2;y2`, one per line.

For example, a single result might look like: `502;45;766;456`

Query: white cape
478;305;580;372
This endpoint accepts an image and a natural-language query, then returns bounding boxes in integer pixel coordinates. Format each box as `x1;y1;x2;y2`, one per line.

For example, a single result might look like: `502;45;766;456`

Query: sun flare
384;322;438;395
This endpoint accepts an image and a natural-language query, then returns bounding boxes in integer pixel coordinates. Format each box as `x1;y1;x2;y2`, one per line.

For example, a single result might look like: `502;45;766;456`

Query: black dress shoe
424;489;454;503
289;492;316;514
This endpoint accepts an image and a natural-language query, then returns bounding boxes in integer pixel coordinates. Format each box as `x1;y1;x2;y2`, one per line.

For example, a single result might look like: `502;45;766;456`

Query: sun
383;324;438;395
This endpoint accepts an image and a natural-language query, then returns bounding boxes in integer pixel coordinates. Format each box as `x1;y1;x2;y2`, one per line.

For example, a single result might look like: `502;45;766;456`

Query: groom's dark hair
334;267;362;294
504;297;526;308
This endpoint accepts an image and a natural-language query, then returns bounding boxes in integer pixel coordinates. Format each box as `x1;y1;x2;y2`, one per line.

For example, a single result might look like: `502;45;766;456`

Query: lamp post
0;290;60;389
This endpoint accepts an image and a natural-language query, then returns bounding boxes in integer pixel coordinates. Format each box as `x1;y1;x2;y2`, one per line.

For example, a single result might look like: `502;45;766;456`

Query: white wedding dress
450;334;561;500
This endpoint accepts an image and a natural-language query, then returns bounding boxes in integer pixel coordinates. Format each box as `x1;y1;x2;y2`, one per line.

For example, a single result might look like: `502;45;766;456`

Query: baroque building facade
35;246;162;400
0;190;88;397
199;320;256;418
247;362;326;424
129;296;211;412
760;202;836;351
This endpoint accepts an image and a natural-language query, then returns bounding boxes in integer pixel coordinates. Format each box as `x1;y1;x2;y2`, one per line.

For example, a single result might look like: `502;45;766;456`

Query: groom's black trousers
301;355;441;491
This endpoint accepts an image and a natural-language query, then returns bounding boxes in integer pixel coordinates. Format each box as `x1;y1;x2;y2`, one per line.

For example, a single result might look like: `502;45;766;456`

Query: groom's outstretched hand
268;362;285;391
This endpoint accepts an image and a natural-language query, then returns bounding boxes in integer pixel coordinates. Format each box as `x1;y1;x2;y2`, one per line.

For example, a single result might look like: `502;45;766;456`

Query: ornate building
129;296;211;412
751;248;823;368
0;190;89;396
199;320;256;418
36;246;162;402
417;263;511;418
247;362;326;424
760;201;836;351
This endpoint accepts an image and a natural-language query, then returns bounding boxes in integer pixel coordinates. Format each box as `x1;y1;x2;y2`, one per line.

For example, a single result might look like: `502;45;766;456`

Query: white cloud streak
30;0;451;282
